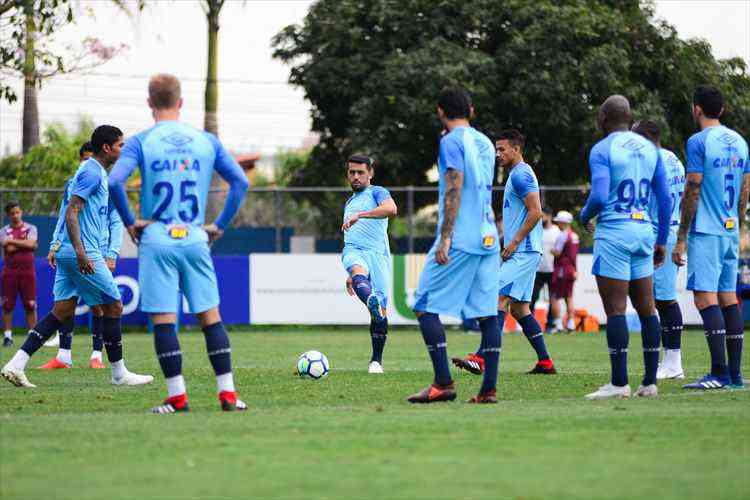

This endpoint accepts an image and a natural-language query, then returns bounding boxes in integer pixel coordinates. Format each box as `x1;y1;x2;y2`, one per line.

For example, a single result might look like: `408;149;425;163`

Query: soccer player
673;85;749;390
341;154;397;374
1;201;38;347
407;87;501;404
108;74;250;413
551;210;579;332
632;119;687;380
454;130;557;376
41;141;123;370
580;95;671;400
1;126;153;388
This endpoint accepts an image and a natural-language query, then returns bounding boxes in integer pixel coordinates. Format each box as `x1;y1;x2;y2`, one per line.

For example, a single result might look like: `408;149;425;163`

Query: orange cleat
467;389;498;404
219;391;249;412
39;357;71;370
527;358;557;374
407;382;457;403
89;358;106;369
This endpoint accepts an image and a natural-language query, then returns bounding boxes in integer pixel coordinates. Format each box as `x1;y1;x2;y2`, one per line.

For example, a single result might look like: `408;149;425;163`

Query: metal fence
0;185;591;253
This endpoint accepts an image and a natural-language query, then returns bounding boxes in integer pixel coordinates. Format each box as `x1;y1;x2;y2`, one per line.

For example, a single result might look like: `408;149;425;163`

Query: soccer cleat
219;391;249;411
89;358;106;369
656;363;685;380
366;294;385;323
151;394;190;414
634;384;658;398
467;389;498;404
1;365;36;388
112;371;154;386
43;333;59;347
527;359;557;374
728;377;746;390
39;357;71;370
3;337;13;347
683;374;730;390
451;353;484;375
585;383;631;400
368;360;384;374
407;383;457;404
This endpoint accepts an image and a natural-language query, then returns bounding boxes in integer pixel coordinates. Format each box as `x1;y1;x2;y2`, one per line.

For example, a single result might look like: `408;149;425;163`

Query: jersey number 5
152;180;199;223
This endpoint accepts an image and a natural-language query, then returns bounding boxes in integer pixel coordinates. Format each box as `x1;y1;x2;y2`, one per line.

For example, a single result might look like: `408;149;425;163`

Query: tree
201;0;224;136
272;0;750;197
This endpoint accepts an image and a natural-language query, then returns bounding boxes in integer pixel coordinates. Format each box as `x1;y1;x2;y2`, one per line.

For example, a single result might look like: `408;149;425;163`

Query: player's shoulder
440;127;466;150
590;134;616;160
687;128;711;148
660;148;685;169
369;185;391;197
79;158;103;178
712;126;748;151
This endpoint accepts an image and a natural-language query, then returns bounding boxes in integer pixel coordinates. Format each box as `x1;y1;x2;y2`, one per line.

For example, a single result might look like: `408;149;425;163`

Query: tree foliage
272;0;750;192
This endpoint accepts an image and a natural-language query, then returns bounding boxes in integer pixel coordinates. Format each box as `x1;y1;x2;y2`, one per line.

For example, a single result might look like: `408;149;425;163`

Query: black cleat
3;337;13;348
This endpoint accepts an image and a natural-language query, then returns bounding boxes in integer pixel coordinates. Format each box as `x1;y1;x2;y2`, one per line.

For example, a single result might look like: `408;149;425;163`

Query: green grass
1;327;748;500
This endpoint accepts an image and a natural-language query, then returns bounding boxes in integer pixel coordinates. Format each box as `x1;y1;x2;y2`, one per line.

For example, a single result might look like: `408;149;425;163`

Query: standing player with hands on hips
673;85;749;391
341;154;397;374
109;74;250;413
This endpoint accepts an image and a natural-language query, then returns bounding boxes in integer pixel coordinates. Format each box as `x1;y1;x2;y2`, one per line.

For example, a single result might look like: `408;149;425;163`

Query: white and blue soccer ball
296;350;330;379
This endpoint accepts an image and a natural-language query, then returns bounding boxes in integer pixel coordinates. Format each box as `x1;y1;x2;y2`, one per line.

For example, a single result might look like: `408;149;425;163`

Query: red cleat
38;357;71;370
89;358;106;369
219;391;248;412
467;389;498;404
407;383;457;403
451;353;484;375
151;394;190;414
527;358;557;374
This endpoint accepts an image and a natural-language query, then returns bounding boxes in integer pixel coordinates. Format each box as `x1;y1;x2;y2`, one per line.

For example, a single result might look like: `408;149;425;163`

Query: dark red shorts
1;267;37;312
551;277;575;299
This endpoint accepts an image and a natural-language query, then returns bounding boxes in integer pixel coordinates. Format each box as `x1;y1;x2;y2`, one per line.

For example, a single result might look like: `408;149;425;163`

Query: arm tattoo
65;196;86;255
677;178;701;241
739;175;750;231
440;169;464;241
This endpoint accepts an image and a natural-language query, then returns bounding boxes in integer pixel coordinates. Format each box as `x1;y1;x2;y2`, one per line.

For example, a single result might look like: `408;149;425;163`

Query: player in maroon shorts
1;201;38;347
551;210;579;332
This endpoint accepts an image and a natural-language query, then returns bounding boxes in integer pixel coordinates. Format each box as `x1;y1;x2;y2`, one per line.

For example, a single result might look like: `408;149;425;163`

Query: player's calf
203;321;248;411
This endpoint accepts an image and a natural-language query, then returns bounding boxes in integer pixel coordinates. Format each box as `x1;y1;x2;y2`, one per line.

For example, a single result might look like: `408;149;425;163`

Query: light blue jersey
647;148;685;244
343;186;391;254
502;162;542;253
436;126;499;255
686;125;749;236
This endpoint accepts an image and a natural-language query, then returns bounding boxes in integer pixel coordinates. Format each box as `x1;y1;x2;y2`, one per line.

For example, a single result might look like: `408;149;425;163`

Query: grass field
1;326;749;500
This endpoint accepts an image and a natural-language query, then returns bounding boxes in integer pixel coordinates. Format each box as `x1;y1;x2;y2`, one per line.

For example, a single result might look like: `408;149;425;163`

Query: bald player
580;95;671;400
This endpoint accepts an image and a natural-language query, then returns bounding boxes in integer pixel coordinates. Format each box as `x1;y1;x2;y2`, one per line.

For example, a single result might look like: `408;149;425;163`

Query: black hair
496;129;525;150
437;87;472;120
90;125;123;154
79;141;94;158
542;206;553;215
632;119;661;145
693;85;724;119
5;201;20;215
347;154;374;170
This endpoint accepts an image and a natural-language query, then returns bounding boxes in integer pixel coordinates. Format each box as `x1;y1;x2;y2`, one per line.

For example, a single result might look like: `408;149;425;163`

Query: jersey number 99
614;178;650;213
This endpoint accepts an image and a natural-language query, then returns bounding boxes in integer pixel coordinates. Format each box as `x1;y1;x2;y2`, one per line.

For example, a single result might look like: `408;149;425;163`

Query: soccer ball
296;350;330;379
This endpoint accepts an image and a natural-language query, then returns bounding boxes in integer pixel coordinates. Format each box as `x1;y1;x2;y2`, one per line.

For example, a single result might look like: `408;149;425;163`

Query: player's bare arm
342;198;398;231
437;168;463;265
502;191;542;261
65;195;95;274
739;173;750;234
126;219;153;245
673;172;702;266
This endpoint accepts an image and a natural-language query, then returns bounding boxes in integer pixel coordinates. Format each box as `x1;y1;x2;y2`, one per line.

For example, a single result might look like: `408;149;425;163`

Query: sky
1;0;748;157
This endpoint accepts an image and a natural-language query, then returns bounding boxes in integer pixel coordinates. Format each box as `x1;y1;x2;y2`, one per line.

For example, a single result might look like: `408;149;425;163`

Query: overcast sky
1;0;748;156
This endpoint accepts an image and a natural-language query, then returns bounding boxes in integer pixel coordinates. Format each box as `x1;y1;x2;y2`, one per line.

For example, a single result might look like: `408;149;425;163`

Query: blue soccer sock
519;314;549;361
606;315;629;387
417;312;452;387
640;315;661;386
20;313;63;357
721;304;744;381
203;322;235;394
369;318;387;363
101;317;123;364
699;305;728;378
91;314;104;353
479;314;502;394
154;323;182;378
351;274;372;305
58;318;74;351
657;302;683;350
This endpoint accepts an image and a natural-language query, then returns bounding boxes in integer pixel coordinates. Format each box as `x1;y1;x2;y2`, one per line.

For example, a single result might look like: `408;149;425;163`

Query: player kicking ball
453;130;557;376
41;141;123;370
632;120;687;380
341;154;397;374
2;126;153;388
673;85;748;391
408;87;501;404
109;74;250;413
580;95;671;400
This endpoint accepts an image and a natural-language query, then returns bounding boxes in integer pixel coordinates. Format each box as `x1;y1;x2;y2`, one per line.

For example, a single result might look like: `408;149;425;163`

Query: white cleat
634;384;658;398
585;383;631;400
368;361;384;374
112;371;154;386
1;364;36;388
656;364;685;380
43;333;60;347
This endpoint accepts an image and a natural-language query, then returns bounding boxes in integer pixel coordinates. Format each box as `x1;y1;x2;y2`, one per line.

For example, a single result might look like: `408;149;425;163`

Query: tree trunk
204;1;223;221
21;0;39;153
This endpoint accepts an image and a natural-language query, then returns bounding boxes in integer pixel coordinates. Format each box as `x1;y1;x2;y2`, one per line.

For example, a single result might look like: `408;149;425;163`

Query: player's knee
23;300;36;312
103;301;123;317
91;305;104;316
